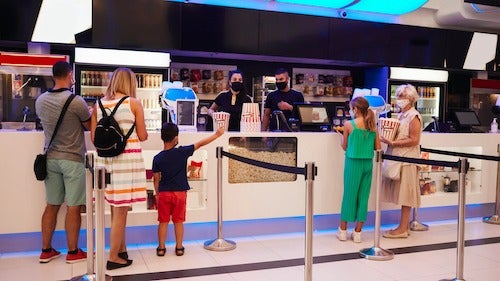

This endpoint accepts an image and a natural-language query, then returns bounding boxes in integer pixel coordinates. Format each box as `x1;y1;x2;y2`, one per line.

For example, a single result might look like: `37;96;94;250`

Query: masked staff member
262;68;304;131
208;69;252;131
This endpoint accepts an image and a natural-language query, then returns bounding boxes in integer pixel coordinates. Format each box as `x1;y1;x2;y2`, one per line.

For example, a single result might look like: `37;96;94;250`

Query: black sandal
156;247;166;257
175;246;185;256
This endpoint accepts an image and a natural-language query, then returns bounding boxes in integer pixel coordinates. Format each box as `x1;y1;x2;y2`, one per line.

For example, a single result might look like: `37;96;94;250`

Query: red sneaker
39;248;61;263
66;248;87;264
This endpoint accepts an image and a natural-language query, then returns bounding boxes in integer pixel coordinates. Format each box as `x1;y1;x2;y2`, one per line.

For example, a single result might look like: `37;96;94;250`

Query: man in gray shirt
35;61;91;264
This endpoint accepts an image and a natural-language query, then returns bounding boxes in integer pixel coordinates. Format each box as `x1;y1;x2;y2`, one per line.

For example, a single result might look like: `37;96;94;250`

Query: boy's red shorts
157;191;187;223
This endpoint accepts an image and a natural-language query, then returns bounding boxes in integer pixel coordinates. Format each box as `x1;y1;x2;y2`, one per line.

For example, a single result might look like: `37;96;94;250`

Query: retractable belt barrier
421;146;500;162
206;146;317;281
417;146;500;280
381;149;477;281
420;145;500;225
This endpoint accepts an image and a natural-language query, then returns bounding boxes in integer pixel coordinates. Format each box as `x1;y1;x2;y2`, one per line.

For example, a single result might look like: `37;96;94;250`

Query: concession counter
0;130;498;252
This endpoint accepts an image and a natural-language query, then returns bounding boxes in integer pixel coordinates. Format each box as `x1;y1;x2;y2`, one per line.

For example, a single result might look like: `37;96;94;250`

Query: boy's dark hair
52;61;72;78
161;122;179;142
275;68;289;76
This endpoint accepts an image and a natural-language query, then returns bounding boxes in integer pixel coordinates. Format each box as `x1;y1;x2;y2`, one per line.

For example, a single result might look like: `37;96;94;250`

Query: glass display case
419;146;482;196
228;137;297;183
144;149;208;212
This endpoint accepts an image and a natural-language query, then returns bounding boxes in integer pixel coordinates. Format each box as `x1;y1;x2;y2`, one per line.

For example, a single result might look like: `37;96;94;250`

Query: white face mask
349;109;355;119
396;99;410;109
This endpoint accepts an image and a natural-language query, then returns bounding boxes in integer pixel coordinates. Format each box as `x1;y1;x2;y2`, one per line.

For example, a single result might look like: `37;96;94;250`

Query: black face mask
231;81;244;92
276;81;287;91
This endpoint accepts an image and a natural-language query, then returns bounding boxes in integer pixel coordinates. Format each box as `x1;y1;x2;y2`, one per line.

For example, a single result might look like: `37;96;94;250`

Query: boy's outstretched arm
194;126;225;150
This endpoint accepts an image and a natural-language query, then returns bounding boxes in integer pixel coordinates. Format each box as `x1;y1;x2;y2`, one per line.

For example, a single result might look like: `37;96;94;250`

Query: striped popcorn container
212;111;230;131
378;117;400;141
240;103;261;132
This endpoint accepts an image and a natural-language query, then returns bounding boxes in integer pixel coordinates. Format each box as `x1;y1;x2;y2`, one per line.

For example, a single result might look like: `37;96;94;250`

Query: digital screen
454;110;481;127
177;100;195;126
297;105;330;125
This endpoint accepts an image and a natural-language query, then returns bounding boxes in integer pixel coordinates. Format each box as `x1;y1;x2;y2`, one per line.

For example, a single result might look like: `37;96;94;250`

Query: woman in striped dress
90;68;148;270
335;97;381;243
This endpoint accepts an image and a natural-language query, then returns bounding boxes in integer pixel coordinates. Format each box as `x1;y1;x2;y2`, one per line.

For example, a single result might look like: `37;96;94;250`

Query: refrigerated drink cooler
387;67;448;129
74;47;170;131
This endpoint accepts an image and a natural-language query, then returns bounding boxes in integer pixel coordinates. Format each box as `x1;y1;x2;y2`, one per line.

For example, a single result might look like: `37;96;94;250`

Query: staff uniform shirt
264;89;304;131
213;91;252;131
152;145;195;192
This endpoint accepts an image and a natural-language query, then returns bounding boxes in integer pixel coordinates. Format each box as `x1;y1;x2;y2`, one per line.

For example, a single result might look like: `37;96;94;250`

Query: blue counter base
0;203;494;253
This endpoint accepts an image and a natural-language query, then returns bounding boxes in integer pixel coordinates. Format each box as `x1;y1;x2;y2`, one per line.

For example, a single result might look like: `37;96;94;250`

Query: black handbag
34;94;76;181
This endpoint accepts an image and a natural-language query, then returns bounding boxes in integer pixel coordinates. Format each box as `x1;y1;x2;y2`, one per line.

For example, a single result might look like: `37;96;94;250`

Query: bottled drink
89;71;95;86
82;72;87;86
96;72;102;86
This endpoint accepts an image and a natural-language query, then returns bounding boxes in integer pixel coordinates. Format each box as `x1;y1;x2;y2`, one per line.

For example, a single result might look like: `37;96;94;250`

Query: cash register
295;103;331;132
451;109;483;133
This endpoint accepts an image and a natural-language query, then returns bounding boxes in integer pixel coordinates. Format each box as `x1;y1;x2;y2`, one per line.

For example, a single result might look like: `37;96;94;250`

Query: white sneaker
337;227;347;241
352;230;362;243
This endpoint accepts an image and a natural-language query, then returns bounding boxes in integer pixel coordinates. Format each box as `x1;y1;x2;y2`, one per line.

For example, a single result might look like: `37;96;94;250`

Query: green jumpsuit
341;120;376;222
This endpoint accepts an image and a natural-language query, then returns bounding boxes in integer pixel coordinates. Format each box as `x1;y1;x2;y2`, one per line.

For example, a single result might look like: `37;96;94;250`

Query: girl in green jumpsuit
336;97;381;242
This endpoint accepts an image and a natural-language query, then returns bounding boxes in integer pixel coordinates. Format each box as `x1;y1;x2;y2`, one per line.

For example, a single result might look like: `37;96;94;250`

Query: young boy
153;122;225;256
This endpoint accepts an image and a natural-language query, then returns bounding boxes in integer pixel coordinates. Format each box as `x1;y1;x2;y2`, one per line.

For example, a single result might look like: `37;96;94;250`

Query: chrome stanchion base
69;274;113;281
410;220;429;231
359;246;394;261
483;215;500;225
204;238;236;251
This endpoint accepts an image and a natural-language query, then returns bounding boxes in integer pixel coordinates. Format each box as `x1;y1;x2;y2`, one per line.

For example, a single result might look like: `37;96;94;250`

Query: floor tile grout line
107;236;500;281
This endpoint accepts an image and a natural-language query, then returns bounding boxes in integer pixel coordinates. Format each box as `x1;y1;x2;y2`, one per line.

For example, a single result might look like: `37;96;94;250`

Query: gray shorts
45;159;86;206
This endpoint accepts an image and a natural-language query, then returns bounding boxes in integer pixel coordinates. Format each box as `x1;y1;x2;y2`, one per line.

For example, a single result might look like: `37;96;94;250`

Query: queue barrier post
70;153;95;281
410;207;429;231
483;143;500;225
204;146;236;251
304;162;315;281
360;150;394;261
440;158;468;281
70;155;112;281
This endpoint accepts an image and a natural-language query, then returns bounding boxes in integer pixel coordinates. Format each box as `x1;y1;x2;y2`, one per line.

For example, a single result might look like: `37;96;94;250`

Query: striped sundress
95;97;147;207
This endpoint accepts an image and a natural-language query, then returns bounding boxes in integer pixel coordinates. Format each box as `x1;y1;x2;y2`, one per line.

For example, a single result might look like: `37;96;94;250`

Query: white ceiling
404;0;500;35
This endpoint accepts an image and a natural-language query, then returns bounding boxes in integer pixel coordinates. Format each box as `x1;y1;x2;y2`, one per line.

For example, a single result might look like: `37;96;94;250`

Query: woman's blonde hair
105;68;137;98
350;96;376;132
395;84;419;104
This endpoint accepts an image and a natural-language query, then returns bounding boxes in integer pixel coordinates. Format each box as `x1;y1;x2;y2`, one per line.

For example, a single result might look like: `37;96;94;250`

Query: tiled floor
1;217;500;281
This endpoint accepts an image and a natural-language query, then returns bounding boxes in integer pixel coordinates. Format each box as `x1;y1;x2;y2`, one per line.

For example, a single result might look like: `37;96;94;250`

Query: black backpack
94;96;135;157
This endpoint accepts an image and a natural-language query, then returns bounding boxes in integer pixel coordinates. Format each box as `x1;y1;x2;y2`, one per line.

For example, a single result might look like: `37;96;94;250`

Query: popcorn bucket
242;103;260;117
240;103;261;132
240;121;261;132
378;117;400;141
212;111;230;131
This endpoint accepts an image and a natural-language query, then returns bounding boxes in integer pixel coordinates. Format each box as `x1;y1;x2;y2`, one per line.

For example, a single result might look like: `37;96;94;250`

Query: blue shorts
45;159;86;206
